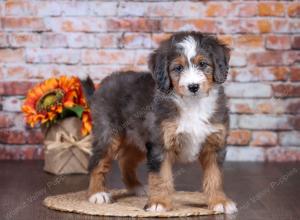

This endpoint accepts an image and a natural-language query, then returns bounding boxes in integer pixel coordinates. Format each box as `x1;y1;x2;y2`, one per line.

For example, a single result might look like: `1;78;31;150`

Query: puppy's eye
173;65;183;73
199;61;208;68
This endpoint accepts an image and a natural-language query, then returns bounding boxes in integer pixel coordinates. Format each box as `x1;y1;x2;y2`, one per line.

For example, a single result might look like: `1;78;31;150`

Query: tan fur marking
169;55;187;69
88;136;122;197
118;145;145;190
202;73;214;94
147;153;174;210
191;54;205;65
200;124;232;209
161;120;178;150
169;56;187;96
206;124;227;150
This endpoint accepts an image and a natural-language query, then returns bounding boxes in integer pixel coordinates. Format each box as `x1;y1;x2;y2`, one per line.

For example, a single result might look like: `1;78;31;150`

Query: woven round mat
43;189;220;217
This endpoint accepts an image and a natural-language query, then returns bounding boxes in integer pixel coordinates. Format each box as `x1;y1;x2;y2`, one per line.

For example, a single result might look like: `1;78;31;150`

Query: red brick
288;2;300;17
2;96;22;112
88;65;147;81
45;17;106;32
3;17;47;31
91;2;118;16
0;65;4;80
256;101;279;114
257;20;272;33
5;1;36;16
272;84;300;98
60;1;89;16
229;99;286;115
26;130;44;144
235;35;263;48
266;35;291;50
41;33;67;48
162;19;218;33
6;64;31;80
67;33;96;48
231;2;257;17
290;116;300;130
95;33;120;49
290;20;300;33
251;131;278;147
0;49;24;63
0;145;43;160
173;2;203;18
118;2;174;17
0;81;36;95
0;114;14;128
222;19;272;34
239;115;291;130
0;2;4;16
107;18;160;32
121;33;152;49
232;67;289;82
227;130;251;146
272;19;290;33
0;32;9;47
135;52;150;65
291;67;300;81
21;65;88;80
279;131;300;146
226;83;272;98
0;130;26;144
266;147;300;162
229;99;253;114
292;36;300;49
249;51;297;66
9;33;41;47
82;49;131;65
206;3;228;17
229;51;247;67
258;2;285;17
286;99;300;114
263;67;289;81
26;48;80;64
151;33;172;48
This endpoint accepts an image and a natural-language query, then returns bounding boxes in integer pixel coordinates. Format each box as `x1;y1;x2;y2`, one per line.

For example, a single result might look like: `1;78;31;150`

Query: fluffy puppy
85;31;237;214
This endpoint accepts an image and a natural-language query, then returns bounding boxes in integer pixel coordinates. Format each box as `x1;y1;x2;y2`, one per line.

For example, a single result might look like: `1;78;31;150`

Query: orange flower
22;76;92;135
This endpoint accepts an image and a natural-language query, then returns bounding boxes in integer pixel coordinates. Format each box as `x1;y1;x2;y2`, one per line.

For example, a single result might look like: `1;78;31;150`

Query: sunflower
22;76;92;135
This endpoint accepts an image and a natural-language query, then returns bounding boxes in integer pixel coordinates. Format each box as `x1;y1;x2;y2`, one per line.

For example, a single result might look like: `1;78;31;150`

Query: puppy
84;31;237;214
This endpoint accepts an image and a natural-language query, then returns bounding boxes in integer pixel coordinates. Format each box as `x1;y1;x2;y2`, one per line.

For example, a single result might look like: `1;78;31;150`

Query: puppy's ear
148;50;171;93
210;41;231;84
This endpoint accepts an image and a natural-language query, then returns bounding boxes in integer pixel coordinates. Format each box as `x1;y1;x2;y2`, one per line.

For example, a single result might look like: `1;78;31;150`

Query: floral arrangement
22;76;92;136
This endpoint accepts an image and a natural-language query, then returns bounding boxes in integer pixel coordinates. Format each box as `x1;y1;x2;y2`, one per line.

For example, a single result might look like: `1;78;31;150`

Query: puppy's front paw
144;203;167;212
88;192;111;204
212;200;237;214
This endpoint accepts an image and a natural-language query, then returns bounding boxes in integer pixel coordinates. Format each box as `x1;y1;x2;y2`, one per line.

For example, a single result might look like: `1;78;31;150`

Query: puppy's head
148;32;230;97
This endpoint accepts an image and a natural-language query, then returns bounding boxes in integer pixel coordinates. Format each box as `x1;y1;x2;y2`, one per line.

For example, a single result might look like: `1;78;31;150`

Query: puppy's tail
79;74;95;105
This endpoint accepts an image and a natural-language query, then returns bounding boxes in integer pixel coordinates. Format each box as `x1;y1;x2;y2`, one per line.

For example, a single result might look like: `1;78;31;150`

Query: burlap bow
43;117;93;175
44;130;93;156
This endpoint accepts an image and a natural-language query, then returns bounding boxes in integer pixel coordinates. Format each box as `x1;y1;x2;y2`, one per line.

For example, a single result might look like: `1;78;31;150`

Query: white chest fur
173;89;218;162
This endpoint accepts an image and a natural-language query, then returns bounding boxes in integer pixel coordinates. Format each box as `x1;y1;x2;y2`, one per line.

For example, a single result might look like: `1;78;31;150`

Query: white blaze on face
177;36;205;92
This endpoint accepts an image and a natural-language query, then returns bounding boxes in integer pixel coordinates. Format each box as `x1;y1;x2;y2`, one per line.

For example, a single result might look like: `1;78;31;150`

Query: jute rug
43;189;220;217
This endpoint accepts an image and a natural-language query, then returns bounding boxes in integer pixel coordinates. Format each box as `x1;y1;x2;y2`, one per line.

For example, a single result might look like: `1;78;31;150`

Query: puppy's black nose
188;84;199;93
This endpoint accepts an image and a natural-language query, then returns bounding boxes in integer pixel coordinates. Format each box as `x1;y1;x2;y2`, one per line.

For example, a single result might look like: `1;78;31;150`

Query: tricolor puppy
84;31;237;214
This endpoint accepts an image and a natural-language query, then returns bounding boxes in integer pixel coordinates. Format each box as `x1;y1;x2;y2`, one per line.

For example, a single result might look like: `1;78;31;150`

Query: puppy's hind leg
88;136;121;204
118;145;146;196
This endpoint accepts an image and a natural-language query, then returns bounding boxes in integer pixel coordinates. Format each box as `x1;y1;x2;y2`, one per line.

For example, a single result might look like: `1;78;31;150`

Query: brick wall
0;0;299;161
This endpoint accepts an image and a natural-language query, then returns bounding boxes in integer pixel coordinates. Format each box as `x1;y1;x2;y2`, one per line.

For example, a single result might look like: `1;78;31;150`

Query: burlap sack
43;117;93;175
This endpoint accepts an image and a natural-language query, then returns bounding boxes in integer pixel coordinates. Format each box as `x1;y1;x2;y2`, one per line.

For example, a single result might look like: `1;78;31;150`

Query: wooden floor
0;161;299;220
